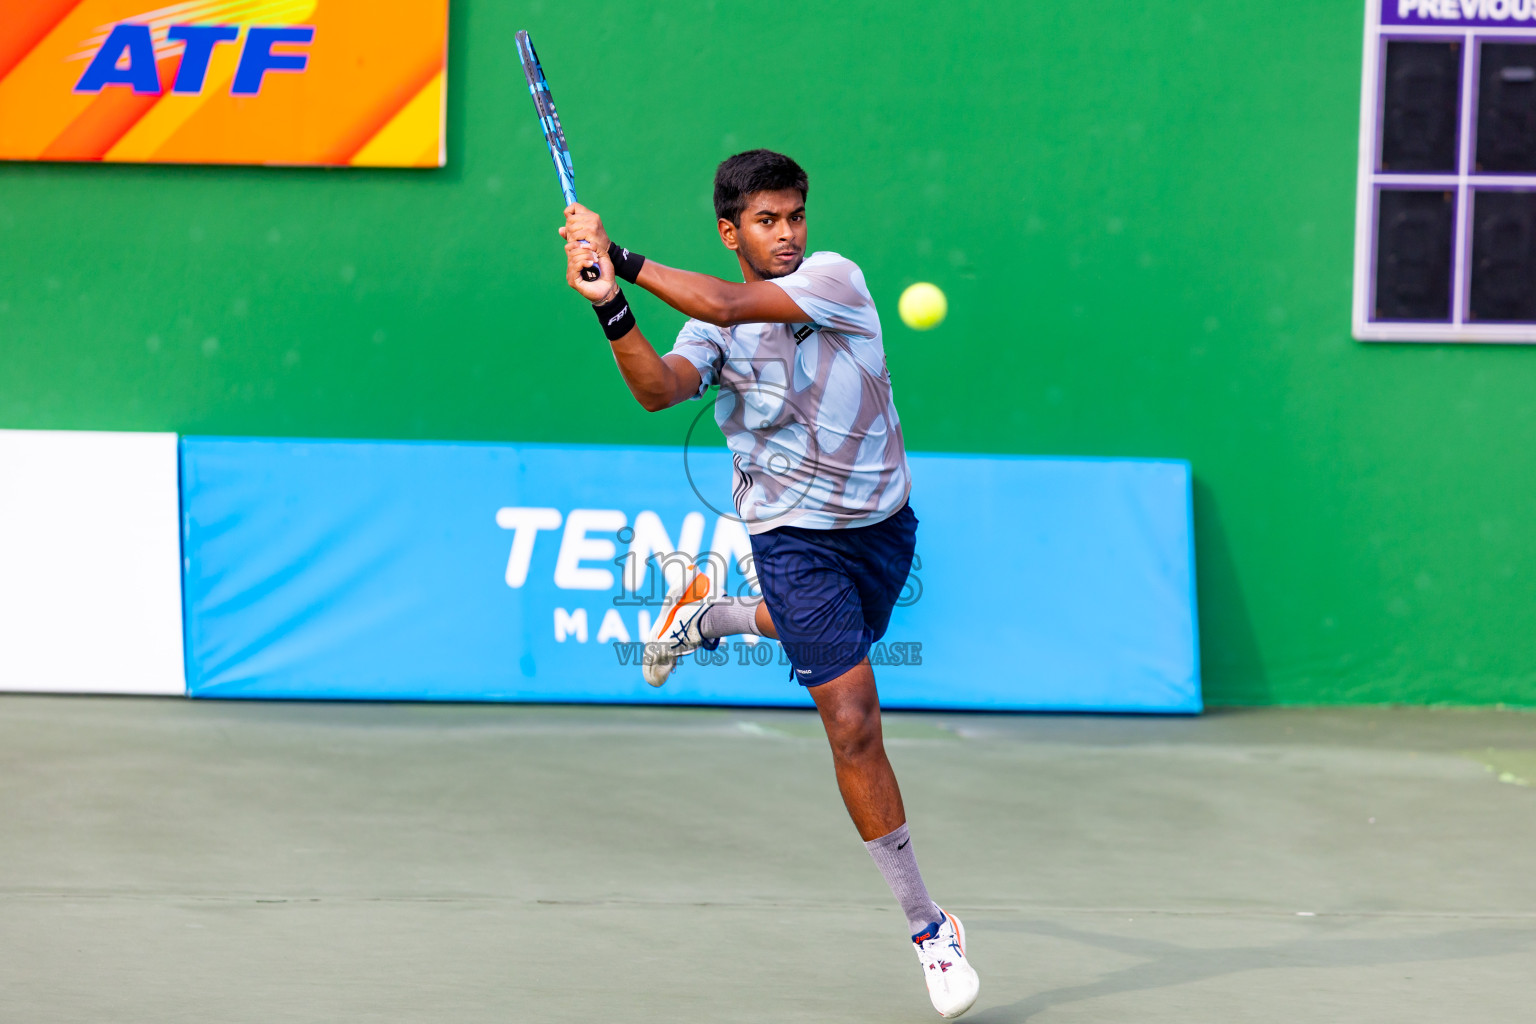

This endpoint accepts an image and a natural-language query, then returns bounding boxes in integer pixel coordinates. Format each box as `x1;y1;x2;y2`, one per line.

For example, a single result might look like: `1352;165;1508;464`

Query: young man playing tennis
559;149;978;1018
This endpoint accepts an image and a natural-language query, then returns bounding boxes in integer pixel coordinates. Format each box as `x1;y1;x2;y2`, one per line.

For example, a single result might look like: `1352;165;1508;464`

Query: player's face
721;189;807;280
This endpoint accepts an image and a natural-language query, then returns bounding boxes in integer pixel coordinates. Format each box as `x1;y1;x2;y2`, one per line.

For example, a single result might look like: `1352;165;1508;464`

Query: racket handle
578;237;600;281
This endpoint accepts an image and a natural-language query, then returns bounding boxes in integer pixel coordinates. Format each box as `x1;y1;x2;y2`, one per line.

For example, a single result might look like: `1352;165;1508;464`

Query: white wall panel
0;431;185;694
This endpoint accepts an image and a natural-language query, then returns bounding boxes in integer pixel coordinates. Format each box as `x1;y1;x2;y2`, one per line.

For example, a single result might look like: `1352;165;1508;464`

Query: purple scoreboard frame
1354;0;1536;342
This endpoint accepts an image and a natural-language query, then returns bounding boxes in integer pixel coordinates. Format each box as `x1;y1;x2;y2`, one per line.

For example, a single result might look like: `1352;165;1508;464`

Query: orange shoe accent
656;569;710;638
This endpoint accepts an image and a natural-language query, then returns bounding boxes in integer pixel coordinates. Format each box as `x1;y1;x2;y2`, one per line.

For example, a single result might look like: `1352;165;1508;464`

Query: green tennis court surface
2;696;1532;1022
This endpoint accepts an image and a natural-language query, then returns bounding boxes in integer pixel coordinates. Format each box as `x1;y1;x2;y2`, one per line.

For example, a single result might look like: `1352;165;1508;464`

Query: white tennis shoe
913;908;979;1018
641;568;712;687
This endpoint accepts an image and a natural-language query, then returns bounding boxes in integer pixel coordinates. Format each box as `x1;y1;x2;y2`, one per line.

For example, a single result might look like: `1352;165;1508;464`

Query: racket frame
516;30;599;281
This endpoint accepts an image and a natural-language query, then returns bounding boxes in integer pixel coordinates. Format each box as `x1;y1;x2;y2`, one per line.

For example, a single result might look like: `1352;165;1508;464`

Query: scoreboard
1355;0;1536;341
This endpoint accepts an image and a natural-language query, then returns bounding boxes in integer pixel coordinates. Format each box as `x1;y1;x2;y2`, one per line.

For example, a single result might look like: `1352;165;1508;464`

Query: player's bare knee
825;705;883;764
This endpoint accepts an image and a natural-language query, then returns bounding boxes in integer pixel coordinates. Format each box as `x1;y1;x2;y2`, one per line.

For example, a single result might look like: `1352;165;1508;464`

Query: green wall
3;1;1532;707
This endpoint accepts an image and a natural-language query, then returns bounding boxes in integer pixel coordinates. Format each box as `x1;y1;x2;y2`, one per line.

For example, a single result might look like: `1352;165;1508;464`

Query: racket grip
578;238;600;281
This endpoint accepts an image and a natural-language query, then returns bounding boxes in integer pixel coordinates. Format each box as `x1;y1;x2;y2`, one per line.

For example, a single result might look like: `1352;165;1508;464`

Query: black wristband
608;242;646;284
593;288;636;341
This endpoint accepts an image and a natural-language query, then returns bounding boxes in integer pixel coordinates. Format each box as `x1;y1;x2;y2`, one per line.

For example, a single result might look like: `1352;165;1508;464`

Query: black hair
713;149;809;225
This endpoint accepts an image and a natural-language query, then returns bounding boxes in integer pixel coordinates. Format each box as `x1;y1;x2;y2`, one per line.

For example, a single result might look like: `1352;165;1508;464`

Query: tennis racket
516;30;600;282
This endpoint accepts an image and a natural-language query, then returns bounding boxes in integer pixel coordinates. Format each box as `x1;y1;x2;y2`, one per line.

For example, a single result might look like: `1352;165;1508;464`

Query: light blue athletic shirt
669;251;911;535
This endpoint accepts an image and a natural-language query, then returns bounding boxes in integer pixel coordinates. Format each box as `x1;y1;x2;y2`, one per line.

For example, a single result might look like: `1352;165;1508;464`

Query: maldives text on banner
0;0;448;167
181;439;1201;712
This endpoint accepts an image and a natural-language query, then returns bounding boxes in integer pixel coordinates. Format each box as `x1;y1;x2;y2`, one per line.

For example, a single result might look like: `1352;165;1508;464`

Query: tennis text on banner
496;506;755;595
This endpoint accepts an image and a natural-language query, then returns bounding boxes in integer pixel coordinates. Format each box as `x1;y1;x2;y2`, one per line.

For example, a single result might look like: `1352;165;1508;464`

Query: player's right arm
565;234;701;412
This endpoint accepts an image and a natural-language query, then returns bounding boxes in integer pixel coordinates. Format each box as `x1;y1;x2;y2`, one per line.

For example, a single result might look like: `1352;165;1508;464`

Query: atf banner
0;0;447;166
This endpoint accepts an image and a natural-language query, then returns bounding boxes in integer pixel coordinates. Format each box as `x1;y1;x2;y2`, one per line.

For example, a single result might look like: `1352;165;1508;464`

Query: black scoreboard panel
1476;44;1536;173
1470;190;1536;321
1382;41;1462;172
1356;7;1536;343
1375;190;1455;321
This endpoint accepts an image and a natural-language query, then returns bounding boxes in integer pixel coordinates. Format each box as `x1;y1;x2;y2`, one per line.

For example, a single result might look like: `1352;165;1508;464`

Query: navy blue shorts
749;503;919;687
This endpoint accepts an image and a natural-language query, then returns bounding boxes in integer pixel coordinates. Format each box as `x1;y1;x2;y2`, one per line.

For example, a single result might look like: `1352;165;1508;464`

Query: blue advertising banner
180;439;1199;712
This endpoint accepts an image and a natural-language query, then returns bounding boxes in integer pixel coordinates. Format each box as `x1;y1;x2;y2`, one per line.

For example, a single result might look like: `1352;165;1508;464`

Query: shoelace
915;920;967;971
915;933;953;964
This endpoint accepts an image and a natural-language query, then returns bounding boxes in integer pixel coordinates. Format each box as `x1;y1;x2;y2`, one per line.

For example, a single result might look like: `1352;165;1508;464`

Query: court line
4;890;1536;921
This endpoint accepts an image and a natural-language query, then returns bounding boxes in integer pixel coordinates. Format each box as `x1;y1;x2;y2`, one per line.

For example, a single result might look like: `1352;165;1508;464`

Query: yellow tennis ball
898;282;947;331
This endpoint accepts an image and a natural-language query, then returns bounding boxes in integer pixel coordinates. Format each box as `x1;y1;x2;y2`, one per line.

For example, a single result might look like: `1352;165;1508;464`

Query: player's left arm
638;262;806;327
562;205;808;327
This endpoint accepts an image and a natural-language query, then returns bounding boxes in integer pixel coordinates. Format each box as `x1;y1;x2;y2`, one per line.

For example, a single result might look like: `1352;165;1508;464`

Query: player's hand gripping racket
516;30;601;282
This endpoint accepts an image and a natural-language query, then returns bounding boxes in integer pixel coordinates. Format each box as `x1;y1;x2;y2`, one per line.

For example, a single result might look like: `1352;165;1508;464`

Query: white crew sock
864;822;944;938
698;600;763;640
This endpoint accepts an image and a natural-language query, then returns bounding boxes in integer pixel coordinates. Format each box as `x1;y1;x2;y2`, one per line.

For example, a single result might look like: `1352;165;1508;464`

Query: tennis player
559;149;978;1018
